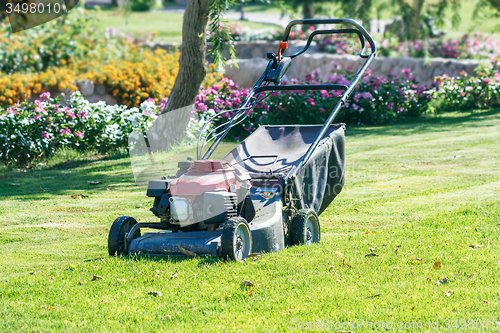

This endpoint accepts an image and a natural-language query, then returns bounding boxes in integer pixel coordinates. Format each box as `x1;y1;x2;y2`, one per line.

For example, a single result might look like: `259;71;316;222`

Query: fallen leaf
91;275;103;281
444;290;453;297
101;299;109;303
48;306;55;310
78;281;83;285
226;295;231;299
437;278;449;285
163;315;172;320
484;300;489;304
87;181;102;185
117;278;126;283
469;244;483;249
171;270;178;279
336;279;341;283
433;261;442;269
178;245;197;257
468;273;475;278
365;253;379;257
68;263;76;269
247;290;254;296
459;259;467;262
335;251;344;257
366;294;381;298
290;279;296;284
369;247;376;251
48;277;55;280
386;274;393;277
148;291;163;297
152;274;159;280
40;305;47;309
248;253;262;260
362;230;374;234
241;280;254;287
342;259;352;268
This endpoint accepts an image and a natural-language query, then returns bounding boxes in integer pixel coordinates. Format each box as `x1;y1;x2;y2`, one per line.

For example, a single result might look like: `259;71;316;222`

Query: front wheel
290;209;320;245
108;216;141;256
221;217;252;261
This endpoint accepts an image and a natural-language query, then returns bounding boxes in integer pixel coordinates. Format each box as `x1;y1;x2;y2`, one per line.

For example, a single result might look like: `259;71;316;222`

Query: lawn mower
108;18;377;261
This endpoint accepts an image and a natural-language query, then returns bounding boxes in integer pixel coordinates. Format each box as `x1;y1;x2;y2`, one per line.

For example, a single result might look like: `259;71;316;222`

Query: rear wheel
108;216;141;256
221;217;252;261
290;209;320;245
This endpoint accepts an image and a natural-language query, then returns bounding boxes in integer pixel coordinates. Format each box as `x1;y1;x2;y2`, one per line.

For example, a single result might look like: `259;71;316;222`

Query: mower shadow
124;254;226;266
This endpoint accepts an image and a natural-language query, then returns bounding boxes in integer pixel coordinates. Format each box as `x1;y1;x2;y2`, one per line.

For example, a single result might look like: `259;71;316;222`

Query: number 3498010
6;2;62;14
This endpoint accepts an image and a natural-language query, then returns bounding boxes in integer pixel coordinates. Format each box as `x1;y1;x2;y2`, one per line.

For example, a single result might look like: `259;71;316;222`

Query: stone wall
151;40;488;88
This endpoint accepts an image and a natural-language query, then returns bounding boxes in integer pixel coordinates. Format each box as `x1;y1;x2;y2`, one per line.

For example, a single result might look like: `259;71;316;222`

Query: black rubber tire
221;217;252;261
108;216;141;256
290;209;321;245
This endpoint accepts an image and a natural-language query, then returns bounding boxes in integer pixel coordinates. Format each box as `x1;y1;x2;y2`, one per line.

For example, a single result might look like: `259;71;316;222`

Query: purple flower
352;104;359;111
60;127;72;135
40;131;49;139
319;108;326;112
161;98;168;109
33;115;41;120
66;111;76;120
75;132;84;138
397;107;404;113
402;68;412;80
40;92;50;101
77;110;88;118
386;103;394;110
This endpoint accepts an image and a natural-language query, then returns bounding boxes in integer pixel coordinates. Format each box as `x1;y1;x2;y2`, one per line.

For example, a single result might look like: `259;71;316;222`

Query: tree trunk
162;0;212;114
409;0;425;40
302;0;315;19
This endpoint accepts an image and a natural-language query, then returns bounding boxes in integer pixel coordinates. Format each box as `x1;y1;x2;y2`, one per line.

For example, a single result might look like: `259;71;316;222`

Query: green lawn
1;109;500;331
93;9;277;44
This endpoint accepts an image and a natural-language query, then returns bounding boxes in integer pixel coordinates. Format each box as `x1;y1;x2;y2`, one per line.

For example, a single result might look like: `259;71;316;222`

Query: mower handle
282;18;377;55
287;29;370;59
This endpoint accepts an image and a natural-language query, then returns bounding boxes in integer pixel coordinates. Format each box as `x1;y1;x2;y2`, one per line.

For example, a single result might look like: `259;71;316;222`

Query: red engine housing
169;160;248;201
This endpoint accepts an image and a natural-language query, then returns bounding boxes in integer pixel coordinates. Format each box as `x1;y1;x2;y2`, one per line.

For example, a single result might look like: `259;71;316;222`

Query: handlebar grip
282;18;376;54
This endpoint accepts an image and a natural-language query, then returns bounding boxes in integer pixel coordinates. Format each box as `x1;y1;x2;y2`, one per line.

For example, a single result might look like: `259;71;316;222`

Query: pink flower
60;127;72;135
307;98;315;106
320;90;328;97
402;68;412;80
145;97;155;103
494;72;500;82
75;132;84;138
319;108;326;112
41;131;49;139
40;92;50;101
352;104;359;111
33;115;40;120
482;78;491;86
161;98;168;109
386;103;394;110
77;111;87;118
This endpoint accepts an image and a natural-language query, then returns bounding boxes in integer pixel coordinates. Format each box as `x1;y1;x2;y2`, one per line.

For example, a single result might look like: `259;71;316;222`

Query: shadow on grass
118;253;225;266
346;108;500;137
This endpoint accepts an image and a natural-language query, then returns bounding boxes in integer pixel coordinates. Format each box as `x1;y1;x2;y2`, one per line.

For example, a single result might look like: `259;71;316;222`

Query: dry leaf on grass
433;261;442;269
178;245;197;257
48;306;55;310
362;230;374;234
117;278;126;283
444;290;453;297
365;253;379;257
101;299;109;303
437;278;449;285
366;294;381;298
241;280;254;287
335;251;344;257
70;194;88;200
87;181;102;185
247;290;254;296
469;244;484;249
171;270;178;279
226;295;231;299
91;275;103;281
248;253;262;260
148;291;163;297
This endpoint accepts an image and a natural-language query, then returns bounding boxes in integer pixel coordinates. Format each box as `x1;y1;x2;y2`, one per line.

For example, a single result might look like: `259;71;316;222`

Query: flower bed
433;65;500;112
226;22;500;60
195;68;431;140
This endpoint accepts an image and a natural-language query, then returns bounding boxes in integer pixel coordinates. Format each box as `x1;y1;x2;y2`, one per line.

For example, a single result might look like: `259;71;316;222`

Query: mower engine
148;160;251;230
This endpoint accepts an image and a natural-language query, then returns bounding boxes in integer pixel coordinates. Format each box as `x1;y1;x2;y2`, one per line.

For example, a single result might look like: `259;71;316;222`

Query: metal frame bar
201;18;377;185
